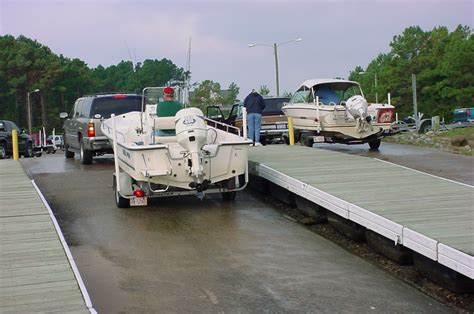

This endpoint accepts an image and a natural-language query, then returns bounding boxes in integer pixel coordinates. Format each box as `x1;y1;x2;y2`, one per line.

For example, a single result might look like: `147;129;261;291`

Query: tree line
0;35;239;132
1;25;472;132
349;25;473;120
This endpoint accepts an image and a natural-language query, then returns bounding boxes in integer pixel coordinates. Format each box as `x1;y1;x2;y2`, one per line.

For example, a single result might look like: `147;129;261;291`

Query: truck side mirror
59;112;68;119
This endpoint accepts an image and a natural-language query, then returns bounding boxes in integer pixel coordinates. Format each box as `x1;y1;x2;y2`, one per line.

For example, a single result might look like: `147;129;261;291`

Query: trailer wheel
368;139;381;150
222;191;236;201
113;177;130;208
419;121;432;134
300;133;314;147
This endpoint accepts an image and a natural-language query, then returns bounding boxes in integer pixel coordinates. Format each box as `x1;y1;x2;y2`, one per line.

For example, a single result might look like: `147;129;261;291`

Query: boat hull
114;141;248;190
283;104;392;140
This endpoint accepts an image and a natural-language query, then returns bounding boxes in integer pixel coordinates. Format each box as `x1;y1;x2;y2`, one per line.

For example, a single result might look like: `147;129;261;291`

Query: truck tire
0;142;6;159
368;139;381;150
24;142;34;158
80;139;93;165
113;177;130;208
64;137;74;158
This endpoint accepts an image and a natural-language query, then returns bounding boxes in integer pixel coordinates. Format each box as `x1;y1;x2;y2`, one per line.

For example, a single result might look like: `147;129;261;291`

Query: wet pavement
18;147;466;313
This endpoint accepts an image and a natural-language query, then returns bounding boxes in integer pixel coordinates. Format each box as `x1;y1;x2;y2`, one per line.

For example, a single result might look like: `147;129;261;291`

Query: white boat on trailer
282;79;395;149
101;87;252;208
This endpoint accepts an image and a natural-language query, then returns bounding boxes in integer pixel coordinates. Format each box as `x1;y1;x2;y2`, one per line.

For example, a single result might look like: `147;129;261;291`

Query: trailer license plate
313;136;325;143
130;197;147;206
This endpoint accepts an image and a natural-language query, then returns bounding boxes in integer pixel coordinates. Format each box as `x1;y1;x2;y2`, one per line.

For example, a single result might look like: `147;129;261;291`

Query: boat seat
151;135;177;144
150;116;177;143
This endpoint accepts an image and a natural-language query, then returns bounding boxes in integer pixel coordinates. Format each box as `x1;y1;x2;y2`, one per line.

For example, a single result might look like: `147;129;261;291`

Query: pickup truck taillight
377;108;395;123
87;122;96;137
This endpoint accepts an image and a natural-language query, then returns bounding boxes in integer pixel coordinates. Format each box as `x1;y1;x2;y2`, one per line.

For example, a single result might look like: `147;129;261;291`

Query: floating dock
0;160;95;313
248;145;473;280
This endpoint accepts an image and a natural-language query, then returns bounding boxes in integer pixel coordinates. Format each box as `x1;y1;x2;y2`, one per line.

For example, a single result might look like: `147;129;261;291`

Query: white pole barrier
43;127;47;147
111;114;120;193
52;128;56;150
242;107;248;139
387;93;391;106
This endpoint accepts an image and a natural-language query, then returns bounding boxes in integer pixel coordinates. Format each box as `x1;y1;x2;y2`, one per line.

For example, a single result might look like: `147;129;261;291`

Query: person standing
243;89;265;145
155;86;183;136
156;86;182;117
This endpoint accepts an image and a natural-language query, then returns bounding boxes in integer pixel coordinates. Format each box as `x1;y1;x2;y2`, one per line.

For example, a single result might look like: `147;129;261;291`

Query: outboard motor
175;108;208;179
346;95;368;120
346;95;372;133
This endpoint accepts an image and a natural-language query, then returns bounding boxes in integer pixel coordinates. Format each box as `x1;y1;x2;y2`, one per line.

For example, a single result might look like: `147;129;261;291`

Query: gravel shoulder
384;126;474;156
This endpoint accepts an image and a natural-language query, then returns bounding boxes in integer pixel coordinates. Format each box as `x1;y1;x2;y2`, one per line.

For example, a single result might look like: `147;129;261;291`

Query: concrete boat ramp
0;144;472;311
248;145;473;286
0;160;95;313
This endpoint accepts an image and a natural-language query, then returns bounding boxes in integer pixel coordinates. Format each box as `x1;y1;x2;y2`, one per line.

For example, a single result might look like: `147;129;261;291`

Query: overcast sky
1;0;472;99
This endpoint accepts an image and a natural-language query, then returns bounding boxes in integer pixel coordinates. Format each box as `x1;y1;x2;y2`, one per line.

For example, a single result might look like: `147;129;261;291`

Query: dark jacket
244;92;265;114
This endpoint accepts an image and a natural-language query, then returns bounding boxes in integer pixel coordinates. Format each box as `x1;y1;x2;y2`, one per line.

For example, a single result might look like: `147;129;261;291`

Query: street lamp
248;38;302;96
27;89;40;134
358;71;378;103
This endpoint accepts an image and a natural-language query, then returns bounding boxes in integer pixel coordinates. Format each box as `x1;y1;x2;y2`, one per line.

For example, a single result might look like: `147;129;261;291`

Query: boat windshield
290;82;363;105
290;90;311;103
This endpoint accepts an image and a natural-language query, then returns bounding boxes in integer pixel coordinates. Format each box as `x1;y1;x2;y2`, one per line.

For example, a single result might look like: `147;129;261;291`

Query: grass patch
436;126;474;140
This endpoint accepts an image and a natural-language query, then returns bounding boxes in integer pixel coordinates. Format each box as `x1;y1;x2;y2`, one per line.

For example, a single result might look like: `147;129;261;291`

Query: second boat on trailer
282;79;395;149
101;87;252;208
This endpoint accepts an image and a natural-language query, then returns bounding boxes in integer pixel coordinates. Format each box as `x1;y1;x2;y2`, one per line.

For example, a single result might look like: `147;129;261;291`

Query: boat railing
204;117;242;137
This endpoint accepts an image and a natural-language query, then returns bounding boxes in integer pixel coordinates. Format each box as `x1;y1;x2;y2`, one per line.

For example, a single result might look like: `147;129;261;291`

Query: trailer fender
113;172;134;196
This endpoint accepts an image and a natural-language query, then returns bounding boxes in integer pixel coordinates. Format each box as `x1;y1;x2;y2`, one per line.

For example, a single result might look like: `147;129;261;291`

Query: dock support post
288;117;295;145
12;129;19;160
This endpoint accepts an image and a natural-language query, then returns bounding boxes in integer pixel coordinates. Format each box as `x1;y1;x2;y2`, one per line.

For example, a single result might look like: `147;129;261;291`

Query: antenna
124;40;140;93
186;37;192;76
184;37;192;105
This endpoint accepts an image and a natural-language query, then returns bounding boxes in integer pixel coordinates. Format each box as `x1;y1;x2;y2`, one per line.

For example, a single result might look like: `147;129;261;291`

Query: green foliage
223;82;240;104
349;25;473;121
189;80;223;110
0;35;185;132
258;85;270;96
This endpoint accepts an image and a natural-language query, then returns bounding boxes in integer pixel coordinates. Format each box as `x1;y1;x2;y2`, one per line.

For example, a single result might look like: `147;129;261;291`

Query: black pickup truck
0;120;34;159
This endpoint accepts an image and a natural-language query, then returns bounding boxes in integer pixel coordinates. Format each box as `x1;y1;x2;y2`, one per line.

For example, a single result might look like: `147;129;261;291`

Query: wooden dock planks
249;145;474;278
0;160;91;313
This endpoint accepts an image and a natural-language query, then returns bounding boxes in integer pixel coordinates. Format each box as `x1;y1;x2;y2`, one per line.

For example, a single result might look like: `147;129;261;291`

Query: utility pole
27;89;40;134
412;74;418;130
273;43;280;96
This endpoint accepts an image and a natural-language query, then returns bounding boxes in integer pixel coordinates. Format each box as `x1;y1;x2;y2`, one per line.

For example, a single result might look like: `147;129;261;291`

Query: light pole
358;71;378;103
27;89;40;134
249;38;302;96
